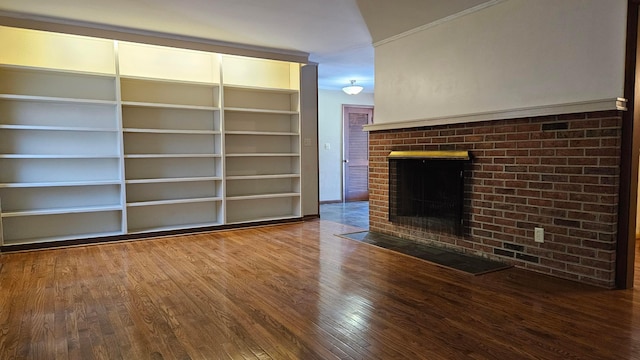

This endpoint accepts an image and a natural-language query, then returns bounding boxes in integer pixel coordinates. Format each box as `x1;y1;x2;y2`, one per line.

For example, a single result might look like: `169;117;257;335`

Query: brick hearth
368;110;622;287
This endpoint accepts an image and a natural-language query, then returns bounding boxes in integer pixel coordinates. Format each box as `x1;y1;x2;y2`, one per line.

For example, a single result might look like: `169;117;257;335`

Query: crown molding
373;0;506;48
364;98;627;132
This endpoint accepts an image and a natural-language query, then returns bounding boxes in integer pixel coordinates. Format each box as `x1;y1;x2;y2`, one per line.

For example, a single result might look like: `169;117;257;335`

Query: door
343;106;373;201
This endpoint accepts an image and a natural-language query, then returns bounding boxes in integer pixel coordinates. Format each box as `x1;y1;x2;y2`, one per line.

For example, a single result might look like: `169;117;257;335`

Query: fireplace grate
388;152;469;235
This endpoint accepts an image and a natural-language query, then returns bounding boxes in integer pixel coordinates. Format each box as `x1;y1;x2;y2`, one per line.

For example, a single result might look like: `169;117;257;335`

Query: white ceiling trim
373;0;506;48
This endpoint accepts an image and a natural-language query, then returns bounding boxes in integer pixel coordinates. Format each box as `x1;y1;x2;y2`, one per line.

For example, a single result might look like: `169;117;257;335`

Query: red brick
515;157;541;165
517;124;541;132
542;158;568;166
558;113;586;121
553;253;580;263
586;110;621;119
566;264;596;276
585;148;620;157
529;149;556;157
367;110;622;288
554;183;583;192
464;135;484;142
485;134;506;142
528;165;555;173
507;133;530;141
568;119;599;128
541;139;569;148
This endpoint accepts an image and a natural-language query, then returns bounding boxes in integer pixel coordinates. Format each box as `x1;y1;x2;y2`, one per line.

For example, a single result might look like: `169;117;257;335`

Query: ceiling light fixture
342;80;363;95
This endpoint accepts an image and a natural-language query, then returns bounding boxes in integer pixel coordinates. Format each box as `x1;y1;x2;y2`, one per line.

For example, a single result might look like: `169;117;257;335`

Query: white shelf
2;205;123;218
224;107;298;115
226;192;300;201
0;157;120;184
0;154;120;159
127;197;221;207
225;130;298;136
126;200;221;233
124;157;220;181
0;94;117;105
123;128;220;135
122;106;219;133
0;124;118;132
120;77;218;108
0;180;121;188
124;154;221;159
225;174;300;180
121;101;219;111
225;153;299;157
125;177;221;184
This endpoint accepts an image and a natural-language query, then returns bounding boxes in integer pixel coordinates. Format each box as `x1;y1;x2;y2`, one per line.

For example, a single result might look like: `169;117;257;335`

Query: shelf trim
0;154;120;159
225;174;300;180
125;177;221;184
0;94;117;105
0;124;118;132
127;197;222;207
225;131;298;136
226;192;300;201
121;101;219;111
224;107;298;115
225;153;299;157
120;75;220;87
2;205;123;218
123;128;220;135
223;84;299;94
124;154;221;159
0;180;121;188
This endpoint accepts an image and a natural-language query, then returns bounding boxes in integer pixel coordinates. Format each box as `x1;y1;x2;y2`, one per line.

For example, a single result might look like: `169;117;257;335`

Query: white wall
374;0;627;125
318;89;374;202
300;64;319;216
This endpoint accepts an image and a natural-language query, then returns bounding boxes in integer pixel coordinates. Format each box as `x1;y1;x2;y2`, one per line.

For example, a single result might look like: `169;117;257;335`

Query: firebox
388;151;470;235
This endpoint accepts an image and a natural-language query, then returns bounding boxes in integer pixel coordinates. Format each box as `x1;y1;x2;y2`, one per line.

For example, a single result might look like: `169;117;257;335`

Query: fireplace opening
388;151;469;235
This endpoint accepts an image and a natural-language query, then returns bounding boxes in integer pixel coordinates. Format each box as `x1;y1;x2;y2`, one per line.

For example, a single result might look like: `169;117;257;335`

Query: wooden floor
2;220;640;359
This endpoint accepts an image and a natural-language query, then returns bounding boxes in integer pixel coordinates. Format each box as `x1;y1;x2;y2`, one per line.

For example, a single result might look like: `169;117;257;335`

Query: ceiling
0;0;492;93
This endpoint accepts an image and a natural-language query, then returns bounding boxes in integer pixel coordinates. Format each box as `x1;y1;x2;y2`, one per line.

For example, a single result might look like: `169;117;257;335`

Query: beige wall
373;0;627;125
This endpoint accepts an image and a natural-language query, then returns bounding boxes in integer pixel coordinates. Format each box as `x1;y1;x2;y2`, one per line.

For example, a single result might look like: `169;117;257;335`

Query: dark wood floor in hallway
2;219;640;359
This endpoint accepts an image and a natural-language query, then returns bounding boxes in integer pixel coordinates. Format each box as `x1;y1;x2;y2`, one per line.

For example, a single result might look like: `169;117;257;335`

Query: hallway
319;201;369;229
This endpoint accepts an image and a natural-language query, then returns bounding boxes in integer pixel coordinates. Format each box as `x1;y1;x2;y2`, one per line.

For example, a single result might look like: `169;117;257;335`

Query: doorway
619;0;640;289
343;106;373;202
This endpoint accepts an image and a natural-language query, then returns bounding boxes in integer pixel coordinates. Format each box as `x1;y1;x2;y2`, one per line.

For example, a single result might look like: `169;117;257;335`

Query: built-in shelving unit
222;56;301;224
0;26;123;245
118;41;223;234
0;26;302;247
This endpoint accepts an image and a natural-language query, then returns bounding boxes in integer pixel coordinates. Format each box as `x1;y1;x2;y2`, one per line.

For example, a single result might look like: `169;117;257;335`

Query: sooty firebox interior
388;151;470;235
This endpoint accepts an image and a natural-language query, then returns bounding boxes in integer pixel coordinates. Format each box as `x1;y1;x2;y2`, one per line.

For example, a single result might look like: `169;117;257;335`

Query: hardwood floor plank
3;220;640;359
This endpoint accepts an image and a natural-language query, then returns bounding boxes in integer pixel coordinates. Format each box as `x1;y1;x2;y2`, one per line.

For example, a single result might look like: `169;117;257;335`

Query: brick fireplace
368;110;622;288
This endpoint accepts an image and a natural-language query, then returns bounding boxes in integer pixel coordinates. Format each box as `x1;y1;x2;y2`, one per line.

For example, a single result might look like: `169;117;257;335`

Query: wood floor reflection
2;220;640;359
